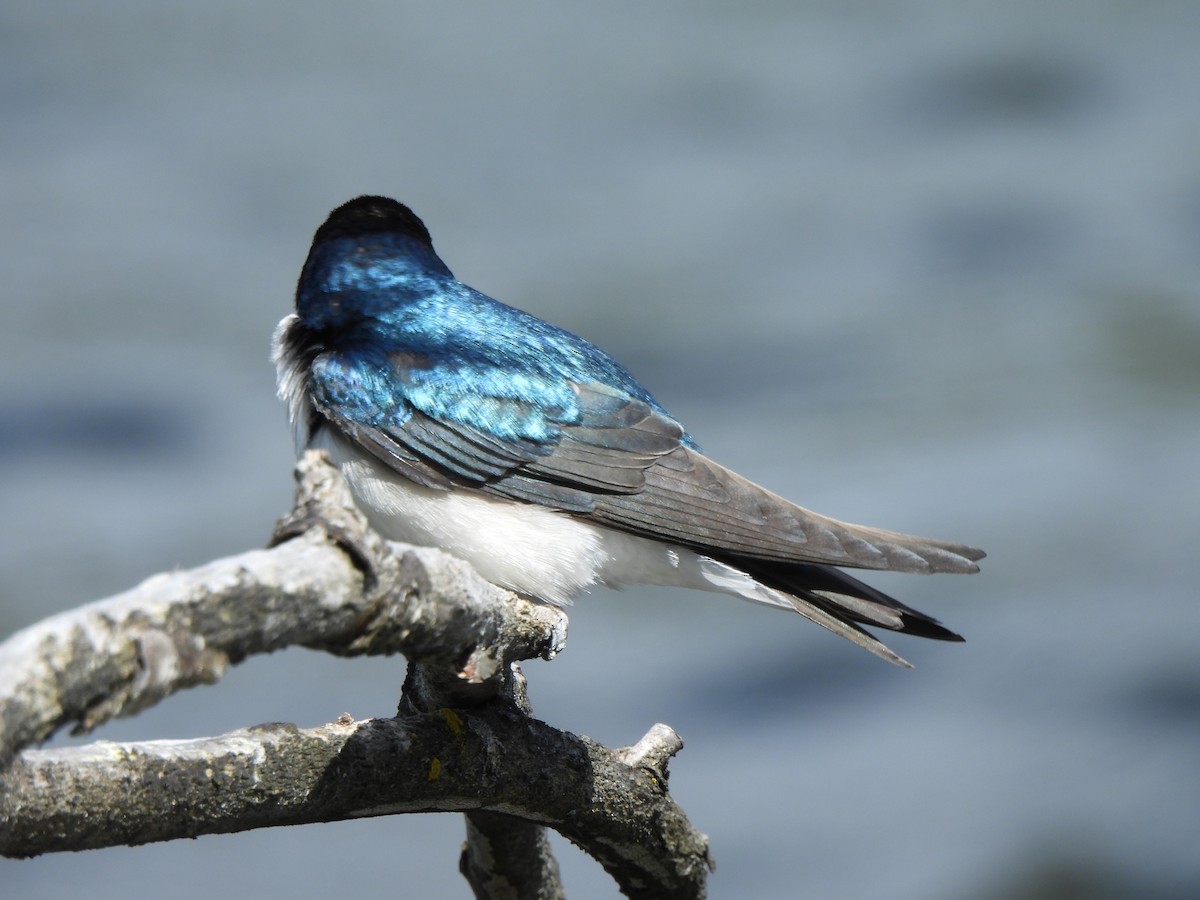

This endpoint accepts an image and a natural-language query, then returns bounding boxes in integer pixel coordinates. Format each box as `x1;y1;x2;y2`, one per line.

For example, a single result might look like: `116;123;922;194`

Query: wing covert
309;348;686;499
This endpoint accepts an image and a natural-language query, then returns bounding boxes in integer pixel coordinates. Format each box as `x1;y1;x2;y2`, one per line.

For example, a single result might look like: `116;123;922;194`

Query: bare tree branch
462;811;566;900
0;451;713;897
0;451;567;770
0;700;711;898
441;662;568;900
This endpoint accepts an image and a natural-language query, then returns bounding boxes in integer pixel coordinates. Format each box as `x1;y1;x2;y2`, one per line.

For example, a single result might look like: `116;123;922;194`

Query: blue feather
299;230;695;450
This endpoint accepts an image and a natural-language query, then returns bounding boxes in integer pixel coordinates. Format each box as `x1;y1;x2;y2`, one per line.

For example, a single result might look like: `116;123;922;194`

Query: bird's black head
294;196;452;330
311;195;434;248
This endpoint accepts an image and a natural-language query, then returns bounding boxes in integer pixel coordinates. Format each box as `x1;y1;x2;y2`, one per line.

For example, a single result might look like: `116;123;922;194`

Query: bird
273;196;984;667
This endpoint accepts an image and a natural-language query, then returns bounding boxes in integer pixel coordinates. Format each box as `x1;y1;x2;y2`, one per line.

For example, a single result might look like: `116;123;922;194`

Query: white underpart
312;427;794;611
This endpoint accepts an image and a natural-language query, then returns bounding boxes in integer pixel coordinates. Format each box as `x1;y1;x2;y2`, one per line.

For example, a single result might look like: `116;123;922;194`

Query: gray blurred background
3;2;1198;898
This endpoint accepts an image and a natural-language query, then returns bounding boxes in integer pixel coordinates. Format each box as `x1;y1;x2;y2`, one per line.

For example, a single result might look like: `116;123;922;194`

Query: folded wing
310;359;984;663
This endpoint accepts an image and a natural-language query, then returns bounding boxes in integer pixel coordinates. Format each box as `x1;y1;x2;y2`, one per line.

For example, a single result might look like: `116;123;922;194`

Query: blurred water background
3;2;1198;898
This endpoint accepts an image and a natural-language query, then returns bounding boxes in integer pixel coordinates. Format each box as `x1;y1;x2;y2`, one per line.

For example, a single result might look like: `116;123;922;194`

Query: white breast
313;426;611;604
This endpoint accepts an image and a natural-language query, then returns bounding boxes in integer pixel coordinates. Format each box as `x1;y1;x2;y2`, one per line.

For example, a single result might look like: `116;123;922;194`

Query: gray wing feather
589;446;985;574
324;376;982;575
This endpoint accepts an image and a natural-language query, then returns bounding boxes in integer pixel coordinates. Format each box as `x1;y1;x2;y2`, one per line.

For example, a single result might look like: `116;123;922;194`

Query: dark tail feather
736;558;963;667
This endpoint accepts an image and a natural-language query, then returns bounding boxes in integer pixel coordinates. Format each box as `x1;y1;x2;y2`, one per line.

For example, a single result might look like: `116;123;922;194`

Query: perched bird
274;196;984;667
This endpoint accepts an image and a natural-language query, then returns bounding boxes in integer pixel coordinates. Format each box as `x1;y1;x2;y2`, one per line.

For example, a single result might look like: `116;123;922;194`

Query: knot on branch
618;722;685;785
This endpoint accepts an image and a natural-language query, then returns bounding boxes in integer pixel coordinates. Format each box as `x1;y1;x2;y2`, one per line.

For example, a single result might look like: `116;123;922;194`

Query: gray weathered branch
0;450;713;898
0;451;567;770
0;703;710;898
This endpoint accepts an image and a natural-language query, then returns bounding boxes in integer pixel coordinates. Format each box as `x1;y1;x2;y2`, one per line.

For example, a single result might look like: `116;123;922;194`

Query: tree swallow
273;196;984;667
